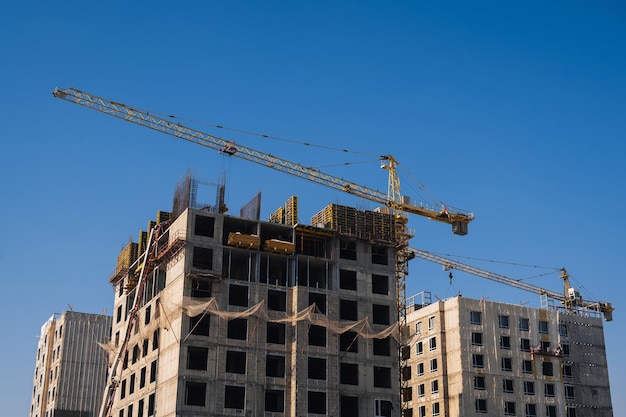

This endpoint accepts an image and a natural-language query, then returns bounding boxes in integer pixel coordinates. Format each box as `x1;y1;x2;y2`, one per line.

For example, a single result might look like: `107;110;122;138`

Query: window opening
500;335;511;350
192;246;213;270
340;362;359;385
308;390;327;414
266;354;285;378
187;347;208;370
189;315;210;336
340;299;359;320
522;360;533;374
371;245;388;265
228;284;248;307
308;357;326;380
431;379;439;394
373;337;391;356
372;274;389;295
502;379;514;393
470;311;482;325
373;304;390;325
267;289;286;311
429;337;437;351
140;367;146;389
339;239;357;260
226;351;246;374
340;396;359;417
374;367;392;388
150;360;157;383
194;215;215;237
504;401;516;416
430;358;438;372
191;279;211;298
224;385;245;409
267;322;286;344
340;331;359;353
227;318;247;340
519;317;530;331
475;399;487;413
428;316;435;331
340;269;357;290
473;354;484;368
185;381;206;406
374;399;393;417
416;362;424;376
542;361;553;376
265;389;284;412
308;325;326;347
148;394;155;416
309;292;326;314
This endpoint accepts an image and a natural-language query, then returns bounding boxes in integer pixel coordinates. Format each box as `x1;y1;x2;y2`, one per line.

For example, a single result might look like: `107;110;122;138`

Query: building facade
107;200;401;417
30;311;112;417
403;294;613;417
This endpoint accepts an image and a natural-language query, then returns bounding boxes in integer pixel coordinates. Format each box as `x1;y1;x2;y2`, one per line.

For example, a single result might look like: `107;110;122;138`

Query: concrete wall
404;295;613;417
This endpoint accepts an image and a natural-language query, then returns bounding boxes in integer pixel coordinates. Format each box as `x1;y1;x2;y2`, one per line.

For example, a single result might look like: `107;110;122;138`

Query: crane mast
53;87;474;416
411;249;614;321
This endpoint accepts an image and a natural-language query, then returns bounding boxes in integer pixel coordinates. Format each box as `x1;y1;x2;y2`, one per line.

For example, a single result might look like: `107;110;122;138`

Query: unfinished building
402;293;613;417
105;175;402;417
30;311;112;417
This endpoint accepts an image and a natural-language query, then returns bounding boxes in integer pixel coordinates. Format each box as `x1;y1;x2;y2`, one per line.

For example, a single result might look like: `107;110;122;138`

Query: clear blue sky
1;1;624;414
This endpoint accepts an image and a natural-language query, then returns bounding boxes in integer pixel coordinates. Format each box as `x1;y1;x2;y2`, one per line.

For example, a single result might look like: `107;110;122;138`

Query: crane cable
425;250;561;282
133;105;380;157
126;102;455;211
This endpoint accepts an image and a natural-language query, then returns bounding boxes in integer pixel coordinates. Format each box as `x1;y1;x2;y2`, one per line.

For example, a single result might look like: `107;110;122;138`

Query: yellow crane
53;87;474;416
52;85;473;315
411;248;614;321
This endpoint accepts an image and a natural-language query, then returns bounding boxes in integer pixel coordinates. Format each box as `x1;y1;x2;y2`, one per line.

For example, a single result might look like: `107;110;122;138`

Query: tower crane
53;87;474;416
411;249;614;321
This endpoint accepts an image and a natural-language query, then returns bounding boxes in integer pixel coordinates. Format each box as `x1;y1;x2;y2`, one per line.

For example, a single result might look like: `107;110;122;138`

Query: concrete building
402;293;613;417
106;190;401;417
30;311;112;417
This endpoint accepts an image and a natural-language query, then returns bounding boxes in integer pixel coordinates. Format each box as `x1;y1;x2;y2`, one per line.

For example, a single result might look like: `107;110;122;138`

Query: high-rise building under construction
105;185;401;417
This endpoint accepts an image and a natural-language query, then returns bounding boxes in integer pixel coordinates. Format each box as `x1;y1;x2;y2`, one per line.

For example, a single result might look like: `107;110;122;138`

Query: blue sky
1;1;625;414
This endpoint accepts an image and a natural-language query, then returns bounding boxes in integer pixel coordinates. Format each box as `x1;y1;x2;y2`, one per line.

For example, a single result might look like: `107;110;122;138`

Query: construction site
28;88;614;417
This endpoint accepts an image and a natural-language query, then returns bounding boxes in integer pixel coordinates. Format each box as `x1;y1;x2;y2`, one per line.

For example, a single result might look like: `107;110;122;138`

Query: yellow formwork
115;242;138;275
311;203;394;241
269;206;285;224
157;210;171;224
285;196;298;226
